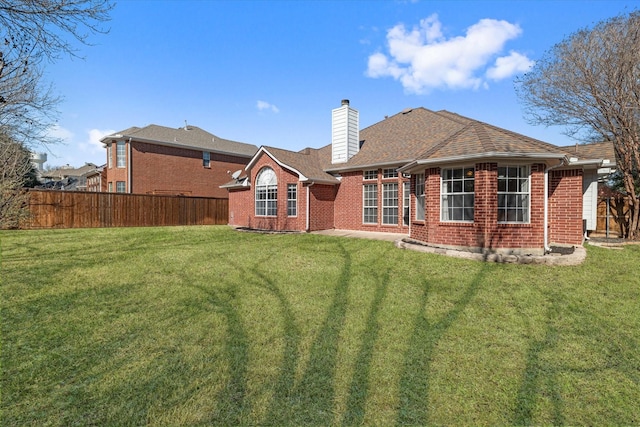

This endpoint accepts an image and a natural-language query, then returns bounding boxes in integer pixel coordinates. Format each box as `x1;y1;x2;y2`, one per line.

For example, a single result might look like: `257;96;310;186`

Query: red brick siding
309;184;337;231
104;140;249;198
229;154;312;231
548;169;583;245
411;163;549;252
334;169;410;232
228;186;253;227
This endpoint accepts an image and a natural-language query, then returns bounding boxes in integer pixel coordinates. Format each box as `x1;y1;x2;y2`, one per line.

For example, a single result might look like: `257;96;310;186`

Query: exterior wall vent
331;100;359;164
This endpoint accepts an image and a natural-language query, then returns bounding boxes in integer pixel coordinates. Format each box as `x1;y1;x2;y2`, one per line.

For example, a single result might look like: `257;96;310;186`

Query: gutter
127;138;132;193
544;159;566;253
399;152;567;173
306;182;315;232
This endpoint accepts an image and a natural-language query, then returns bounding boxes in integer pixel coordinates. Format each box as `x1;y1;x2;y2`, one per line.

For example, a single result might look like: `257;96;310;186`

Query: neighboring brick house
40;163;103;191
224;100;615;255
101;124;257;198
85;165;106;192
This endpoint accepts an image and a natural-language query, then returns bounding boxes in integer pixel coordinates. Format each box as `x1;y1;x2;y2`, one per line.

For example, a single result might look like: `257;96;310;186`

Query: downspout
306;182;314;232
544;160;565;253
127;138;132;193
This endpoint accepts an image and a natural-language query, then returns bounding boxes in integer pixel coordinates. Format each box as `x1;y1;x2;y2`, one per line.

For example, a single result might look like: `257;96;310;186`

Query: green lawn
1;226;639;426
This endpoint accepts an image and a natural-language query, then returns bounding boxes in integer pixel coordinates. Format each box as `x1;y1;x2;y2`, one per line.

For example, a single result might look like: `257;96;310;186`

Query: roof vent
402;108;413;114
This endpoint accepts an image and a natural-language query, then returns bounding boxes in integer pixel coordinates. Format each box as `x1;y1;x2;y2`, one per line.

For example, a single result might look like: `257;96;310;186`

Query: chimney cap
341;99;350;106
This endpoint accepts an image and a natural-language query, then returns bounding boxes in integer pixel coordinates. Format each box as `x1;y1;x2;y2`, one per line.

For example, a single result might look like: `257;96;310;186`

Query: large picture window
363;184;378;224
382;183;398;225
498;166;530;223
256;167;277;216
116;141;126;168
441;167;474;221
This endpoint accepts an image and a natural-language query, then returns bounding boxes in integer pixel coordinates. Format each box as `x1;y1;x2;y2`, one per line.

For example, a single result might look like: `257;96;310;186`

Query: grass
1;225;639;426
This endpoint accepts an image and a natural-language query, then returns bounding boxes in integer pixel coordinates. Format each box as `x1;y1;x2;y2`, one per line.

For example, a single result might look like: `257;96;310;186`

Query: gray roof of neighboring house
42;163;101;179
102;124;258;158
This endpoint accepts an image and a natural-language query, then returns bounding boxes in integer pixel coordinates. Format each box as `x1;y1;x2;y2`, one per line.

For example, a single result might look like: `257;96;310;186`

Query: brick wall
104;140;250;198
309;184;337;231
334;169;410;233
411;163;551;253
229;154;316;231
549;169;584;245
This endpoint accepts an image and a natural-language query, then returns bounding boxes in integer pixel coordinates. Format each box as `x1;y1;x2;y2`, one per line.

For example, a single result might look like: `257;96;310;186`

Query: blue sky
43;0;639;168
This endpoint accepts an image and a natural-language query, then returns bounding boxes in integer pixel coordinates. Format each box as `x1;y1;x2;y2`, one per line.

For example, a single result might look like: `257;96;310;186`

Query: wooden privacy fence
596;196;628;237
23;190;229;229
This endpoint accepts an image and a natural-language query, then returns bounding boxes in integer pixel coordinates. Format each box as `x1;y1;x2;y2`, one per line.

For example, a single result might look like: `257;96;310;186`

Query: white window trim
382;168;398;179
497;165;531;224
287;183;297;217
415;173;425;221
382;182;399;226
363;170;378;180
403;181;411;226
363;183;378;224
203;151;211;168
255;167;277;217
116;141;126;168
440;166;475;222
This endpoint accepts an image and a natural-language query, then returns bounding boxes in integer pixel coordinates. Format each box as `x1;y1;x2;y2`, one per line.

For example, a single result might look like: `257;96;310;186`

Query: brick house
101;124;257;197
224;101;615;255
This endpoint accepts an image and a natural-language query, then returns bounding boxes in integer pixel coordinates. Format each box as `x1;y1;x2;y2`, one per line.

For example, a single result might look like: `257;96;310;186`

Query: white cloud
47;124;74;142
78;128;115;156
366;14;532;94
256;100;280;113
486;50;534;80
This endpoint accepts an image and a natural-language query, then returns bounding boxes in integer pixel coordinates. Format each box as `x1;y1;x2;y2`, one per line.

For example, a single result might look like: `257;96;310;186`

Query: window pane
363;184;378;223
256;167;277;216
441;167;474;222
287;184;297;217
497;165;530;223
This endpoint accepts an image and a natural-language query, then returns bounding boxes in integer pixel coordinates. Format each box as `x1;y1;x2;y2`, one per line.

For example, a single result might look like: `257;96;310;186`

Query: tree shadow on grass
396;263;487;425
285;241;352;425
242;258;302;426
341;249;392;426
512;291;564;426
188;283;250;425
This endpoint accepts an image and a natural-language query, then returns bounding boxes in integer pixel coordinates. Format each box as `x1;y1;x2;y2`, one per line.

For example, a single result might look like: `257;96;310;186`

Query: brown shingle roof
566;141;616;163
324;107;465;170
103;124;258;157
261;146;339;183
240;107;616;187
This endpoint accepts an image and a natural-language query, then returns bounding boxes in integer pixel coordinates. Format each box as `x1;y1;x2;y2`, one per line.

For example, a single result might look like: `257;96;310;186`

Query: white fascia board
324;160;413;174
567;158;617;169
300;177;340;185
399;152;568;173
102;134;253;158
100;134;123;143
245;147;308;181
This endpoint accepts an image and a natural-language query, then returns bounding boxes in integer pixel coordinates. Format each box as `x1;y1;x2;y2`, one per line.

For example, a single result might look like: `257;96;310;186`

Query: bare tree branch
516;10;640;239
0;0;113;147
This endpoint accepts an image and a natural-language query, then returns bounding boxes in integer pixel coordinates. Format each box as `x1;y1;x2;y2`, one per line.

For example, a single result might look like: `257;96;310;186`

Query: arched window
256;167;277;216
